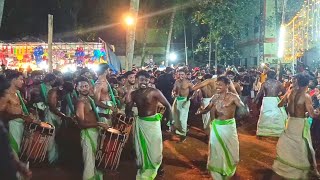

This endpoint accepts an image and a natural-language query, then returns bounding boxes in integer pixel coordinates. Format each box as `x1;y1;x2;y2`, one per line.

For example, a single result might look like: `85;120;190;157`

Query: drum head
40;122;52;128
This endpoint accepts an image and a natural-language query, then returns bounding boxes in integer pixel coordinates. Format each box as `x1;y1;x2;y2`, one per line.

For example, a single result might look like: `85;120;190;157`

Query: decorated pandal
0;41;110;71
284;0;320;62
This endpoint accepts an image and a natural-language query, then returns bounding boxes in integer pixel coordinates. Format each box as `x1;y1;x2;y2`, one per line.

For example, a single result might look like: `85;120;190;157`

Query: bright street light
125;15;135;26
169;53;177;61
277;25;286;58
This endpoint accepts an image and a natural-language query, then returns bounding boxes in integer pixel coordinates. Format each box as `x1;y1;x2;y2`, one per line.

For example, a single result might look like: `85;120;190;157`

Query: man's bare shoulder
227;92;240;98
0;93;10;102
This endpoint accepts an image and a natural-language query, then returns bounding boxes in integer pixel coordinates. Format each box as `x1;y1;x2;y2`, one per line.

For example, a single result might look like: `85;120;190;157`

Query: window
245;24;249;37
244;58;248;67
253;57;258;66
254;16;259;33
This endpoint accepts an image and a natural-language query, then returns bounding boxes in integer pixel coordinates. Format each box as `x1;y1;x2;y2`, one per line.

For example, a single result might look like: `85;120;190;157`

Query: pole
292;20;295;75
48;14;53;73
184;25;188;66
126;0;140;71
0;0;5;28
208;38;212;70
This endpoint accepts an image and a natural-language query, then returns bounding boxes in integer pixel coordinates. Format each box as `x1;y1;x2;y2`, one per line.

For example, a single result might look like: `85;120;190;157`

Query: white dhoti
208;119;239;180
45;108;62;163
96;101;113;126
201;98;211;134
81;128;103;180
272;117;319;179
8;118;24;157
257;97;287;137
173;97;190;137
134;113;163;180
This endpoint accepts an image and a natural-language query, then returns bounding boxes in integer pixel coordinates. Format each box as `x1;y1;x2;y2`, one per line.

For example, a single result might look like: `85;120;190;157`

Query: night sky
0;0;130;43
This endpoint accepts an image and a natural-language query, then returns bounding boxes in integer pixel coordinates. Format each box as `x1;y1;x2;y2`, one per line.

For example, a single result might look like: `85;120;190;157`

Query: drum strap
16;91;29;116
90;79;95;87
40;83;48;104
72;90;78;99
88;96;101;122
107;81;117;107
66;93;75;116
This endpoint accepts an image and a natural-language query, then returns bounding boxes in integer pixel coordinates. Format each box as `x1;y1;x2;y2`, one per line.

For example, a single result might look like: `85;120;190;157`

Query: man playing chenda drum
196;76;246;180
126;70;173;180
76;77;109;180
94;63;116;127
0;70;34;157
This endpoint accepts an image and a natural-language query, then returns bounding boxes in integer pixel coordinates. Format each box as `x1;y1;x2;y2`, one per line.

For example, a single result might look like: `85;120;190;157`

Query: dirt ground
30;103;317;180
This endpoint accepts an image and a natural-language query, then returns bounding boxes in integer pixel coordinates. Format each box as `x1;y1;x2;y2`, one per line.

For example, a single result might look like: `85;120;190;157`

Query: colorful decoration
284;0;320;62
75;47;85;64
92;48;107;63
33;46;44;64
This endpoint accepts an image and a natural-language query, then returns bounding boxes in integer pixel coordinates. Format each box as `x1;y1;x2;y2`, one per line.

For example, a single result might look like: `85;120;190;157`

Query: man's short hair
124;71;135;78
165;67;173;73
267;70;277;79
96;63;109;75
203;74;213;80
31;70;43;77
136;70;150;79
217;76;230;85
296;73;311;88
0;75;10;97
178;69;186;73
108;77;118;85
44;73;56;83
225;70;236;76
5;70;23;82
80;67;91;76
75;76;90;86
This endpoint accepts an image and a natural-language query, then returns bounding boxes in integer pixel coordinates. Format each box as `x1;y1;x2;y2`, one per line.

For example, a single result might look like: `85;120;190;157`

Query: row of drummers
17;90;166;173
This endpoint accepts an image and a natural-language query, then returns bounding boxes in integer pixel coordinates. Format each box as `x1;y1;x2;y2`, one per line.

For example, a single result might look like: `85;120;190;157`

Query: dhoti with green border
201;98;211;134
134;113;163;180
45;108;62;163
81;128;103;180
8;118;24;157
208;119;239;180
257;97;287;137
96;101;113;127
272;117;319;179
173;96;190;137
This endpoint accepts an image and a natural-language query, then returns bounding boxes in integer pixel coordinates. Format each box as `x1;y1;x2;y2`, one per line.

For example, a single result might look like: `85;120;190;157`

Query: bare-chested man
30;73;56;119
94;63;116;126
0;74;32;180
45;80;75;163
126;70;173;179
254;70;287;137
123;71;138;115
76;77;108;180
192;74;216;135
27;71;45;119
0;70;34;157
80;68;95;97
272;73;320;179
196;76;245;180
172;69;193;142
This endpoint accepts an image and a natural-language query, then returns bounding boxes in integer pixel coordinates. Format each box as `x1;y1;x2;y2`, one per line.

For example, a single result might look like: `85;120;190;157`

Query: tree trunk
208;39;212;70
215;40;218;71
126;0;140;70
141;19;148;67
0;0;5;28
165;9;176;66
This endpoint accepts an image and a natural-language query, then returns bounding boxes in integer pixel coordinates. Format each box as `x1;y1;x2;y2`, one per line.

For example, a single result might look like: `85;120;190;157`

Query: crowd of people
0;62;320;180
